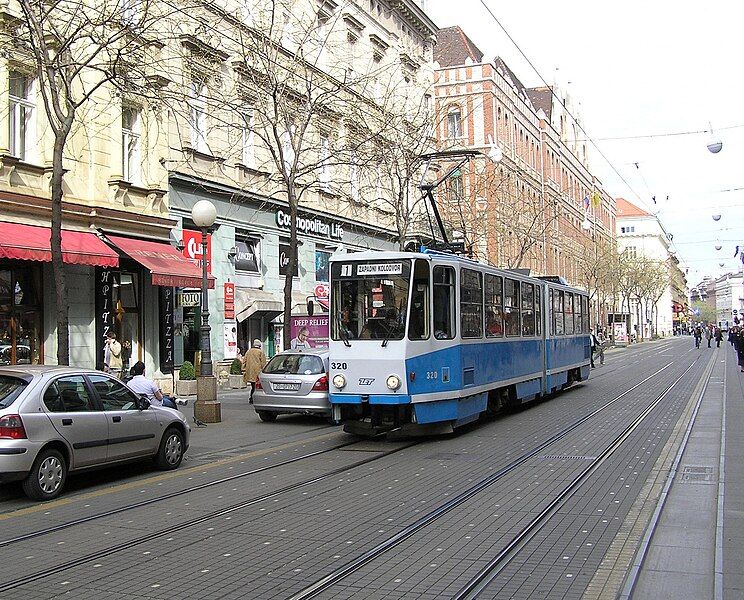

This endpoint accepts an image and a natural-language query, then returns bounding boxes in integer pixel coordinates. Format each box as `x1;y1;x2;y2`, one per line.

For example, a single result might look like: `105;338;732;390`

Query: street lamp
191;199;220;422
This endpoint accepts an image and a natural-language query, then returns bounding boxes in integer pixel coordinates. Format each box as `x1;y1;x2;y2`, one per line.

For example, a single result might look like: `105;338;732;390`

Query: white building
616;198;687;338
714;273;744;329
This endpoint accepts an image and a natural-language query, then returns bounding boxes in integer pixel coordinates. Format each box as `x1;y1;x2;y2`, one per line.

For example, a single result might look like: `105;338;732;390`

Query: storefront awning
0;221;119;267
235;287;283;322
107;235;215;289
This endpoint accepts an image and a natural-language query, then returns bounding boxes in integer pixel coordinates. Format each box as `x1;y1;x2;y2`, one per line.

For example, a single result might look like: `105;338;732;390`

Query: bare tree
2;0;166;364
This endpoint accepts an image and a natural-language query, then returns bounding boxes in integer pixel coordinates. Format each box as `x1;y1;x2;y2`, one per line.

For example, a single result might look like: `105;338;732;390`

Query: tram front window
331;260;411;342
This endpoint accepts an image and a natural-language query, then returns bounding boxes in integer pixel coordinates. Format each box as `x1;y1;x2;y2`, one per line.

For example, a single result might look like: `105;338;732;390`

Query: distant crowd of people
692;324;744;372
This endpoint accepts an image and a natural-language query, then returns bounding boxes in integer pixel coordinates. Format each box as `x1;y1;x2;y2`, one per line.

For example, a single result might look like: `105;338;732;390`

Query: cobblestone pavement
1;337;739;600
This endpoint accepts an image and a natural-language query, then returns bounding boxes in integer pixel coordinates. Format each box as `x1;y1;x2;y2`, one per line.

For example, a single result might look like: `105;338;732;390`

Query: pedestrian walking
590;329;598;368
733;328;744;373
705;326;713;348
714;327;723;348
242;339;267;403
728;328;735;347
694;326;702;349
596;329;606;365
103;331;123;378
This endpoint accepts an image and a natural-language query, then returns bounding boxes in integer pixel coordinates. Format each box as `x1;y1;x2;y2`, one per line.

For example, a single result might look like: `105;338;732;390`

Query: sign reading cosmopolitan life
275;209;344;241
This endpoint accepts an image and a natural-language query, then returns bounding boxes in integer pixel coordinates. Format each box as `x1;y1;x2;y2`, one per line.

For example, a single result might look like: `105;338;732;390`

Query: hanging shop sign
159;287;175;374
279;243;299;277
275;209;344;241
224;282;235;320
182;229;212;273
94;267;115;371
223;323;238;359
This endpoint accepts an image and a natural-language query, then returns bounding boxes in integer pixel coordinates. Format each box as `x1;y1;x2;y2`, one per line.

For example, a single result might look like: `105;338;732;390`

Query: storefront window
315;250;330;282
113;271;140;373
0;263;43;365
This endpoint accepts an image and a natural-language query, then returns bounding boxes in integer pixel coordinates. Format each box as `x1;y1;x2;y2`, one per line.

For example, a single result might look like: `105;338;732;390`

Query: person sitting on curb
127;361;178;409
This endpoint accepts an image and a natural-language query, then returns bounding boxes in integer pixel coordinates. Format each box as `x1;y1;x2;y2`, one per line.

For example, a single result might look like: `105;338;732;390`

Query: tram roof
329;250;588;294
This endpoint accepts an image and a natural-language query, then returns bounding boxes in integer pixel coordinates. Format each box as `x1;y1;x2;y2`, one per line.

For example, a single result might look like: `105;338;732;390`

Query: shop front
0;220;119;366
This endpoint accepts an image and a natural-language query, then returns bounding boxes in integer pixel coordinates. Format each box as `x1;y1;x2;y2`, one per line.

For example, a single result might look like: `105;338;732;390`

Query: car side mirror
136;395;151;410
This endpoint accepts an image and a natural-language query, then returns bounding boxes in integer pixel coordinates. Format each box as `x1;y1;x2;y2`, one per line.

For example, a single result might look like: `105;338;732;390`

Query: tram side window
460;268;483;338
433;266;455;339
549;289;554;335
408;259;430;340
575;294;583;334
564;292;574;334
484;273;503;337
553;290;565;335
504;278;520;337
582;296;590;333
535;286;542;336
521;282;535;336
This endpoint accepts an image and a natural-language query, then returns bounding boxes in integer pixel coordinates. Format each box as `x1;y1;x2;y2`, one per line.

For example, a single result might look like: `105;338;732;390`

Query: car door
87;374;160;462
43;375;109;469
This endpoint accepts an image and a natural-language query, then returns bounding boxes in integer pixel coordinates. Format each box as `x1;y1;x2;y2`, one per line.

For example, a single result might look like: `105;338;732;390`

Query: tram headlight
332;374;347;390
386;374;401;391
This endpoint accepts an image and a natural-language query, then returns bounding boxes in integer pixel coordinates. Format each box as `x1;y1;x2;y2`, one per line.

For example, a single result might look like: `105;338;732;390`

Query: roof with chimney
434;26;483;67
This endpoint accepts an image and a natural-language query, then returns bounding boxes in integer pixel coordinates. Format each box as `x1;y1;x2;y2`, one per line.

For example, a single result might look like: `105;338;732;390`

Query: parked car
0;366;190;501
253;349;332;422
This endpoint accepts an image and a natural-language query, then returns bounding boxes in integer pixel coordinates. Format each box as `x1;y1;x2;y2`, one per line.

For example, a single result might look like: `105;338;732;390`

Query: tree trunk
51;130;69;365
282;186;299;350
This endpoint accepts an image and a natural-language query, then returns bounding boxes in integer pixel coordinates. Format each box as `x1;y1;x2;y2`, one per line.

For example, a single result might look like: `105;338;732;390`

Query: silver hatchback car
0;366;190;501
253;349;331;422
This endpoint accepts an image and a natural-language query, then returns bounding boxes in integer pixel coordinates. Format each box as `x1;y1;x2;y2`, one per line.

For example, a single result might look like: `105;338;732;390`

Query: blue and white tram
328;250;591;436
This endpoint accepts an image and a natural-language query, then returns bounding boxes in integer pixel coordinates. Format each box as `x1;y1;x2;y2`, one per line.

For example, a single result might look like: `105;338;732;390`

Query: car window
264;354;325;375
44;376;95;412
88;375;140;410
0;375;27;408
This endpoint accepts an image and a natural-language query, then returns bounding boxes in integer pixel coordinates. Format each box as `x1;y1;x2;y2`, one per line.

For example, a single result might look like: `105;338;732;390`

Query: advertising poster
290;315;329;348
223;323;238;359
613;322;628;345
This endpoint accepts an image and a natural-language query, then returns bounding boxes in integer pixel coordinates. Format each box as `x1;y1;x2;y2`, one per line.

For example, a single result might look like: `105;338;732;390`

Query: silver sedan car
0;366;190;501
253;349;332;422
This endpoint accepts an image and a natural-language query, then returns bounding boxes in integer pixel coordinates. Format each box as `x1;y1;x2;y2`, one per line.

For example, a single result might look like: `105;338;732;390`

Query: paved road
0;338;739;599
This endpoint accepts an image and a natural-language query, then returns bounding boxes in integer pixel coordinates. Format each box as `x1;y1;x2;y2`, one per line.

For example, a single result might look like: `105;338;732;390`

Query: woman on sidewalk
733;327;744;373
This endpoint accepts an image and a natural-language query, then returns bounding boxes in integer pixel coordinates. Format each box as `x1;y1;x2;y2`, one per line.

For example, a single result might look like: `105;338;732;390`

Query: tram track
287;357;695;599
0;342;696;595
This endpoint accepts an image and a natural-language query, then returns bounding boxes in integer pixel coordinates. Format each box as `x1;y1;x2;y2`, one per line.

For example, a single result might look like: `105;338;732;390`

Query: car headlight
332;374;346;390
386;375;401;390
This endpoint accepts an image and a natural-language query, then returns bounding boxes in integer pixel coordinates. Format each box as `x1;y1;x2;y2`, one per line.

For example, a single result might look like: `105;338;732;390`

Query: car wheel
154;427;184;470
22;448;67;501
257;411;277;422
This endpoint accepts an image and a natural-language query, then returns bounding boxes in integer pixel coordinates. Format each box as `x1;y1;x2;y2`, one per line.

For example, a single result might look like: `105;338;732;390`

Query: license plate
273;383;300;391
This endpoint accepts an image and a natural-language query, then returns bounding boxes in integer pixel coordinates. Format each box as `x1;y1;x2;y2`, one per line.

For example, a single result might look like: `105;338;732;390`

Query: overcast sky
424;0;744;284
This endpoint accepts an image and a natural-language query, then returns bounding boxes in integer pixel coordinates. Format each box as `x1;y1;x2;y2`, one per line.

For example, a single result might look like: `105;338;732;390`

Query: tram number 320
426;371;438;380
331;362;347;370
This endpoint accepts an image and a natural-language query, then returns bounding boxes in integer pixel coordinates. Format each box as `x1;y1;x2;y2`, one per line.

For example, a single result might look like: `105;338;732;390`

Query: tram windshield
330;259;411;342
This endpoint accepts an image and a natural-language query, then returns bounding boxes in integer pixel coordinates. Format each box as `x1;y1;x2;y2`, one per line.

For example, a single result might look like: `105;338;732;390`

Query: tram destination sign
355;263;403;276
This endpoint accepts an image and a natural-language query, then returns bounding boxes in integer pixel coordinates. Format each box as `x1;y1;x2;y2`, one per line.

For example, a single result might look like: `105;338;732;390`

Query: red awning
107;235;215;289
0;221;119;267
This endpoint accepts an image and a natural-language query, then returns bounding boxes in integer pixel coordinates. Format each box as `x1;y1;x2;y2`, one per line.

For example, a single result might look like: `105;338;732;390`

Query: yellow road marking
0;430;341;521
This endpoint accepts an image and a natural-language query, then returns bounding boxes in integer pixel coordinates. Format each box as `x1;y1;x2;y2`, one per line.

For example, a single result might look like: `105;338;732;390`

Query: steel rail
0;437;363;548
0;440;418;593
452;358;701;599
288;360;679;600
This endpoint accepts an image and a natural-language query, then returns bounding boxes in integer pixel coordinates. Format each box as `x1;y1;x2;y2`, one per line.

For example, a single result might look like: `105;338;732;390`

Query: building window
350;158;359;203
315;249;331;282
281;126;295;174
121;0;138;25
9;72;35;161
190;79;208;153
446;173;463;204
626;246;637;259
122;107;141;184
319;133;331;189
447;108;462;139
241;109;255;168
